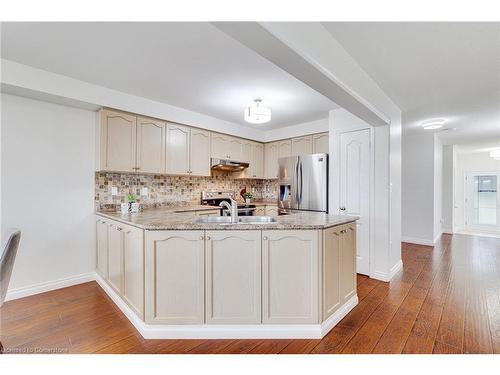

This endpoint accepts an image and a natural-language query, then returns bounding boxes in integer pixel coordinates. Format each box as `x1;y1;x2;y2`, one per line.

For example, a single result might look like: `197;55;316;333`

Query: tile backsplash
95;172;278;210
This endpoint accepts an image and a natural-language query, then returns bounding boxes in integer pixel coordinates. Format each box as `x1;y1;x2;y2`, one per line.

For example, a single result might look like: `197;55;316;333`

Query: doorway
465;171;500;233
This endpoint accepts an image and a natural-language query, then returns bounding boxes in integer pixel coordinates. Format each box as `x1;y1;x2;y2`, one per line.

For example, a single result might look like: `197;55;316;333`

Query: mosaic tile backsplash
95;172;278;210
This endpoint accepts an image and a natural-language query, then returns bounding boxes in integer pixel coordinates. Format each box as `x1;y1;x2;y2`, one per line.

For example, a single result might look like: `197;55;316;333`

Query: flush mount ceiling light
244;98;271;124
490;149;500;160
421;119;446;130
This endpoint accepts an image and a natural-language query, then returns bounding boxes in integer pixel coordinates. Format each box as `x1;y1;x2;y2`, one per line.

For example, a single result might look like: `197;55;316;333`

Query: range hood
211;158;249;172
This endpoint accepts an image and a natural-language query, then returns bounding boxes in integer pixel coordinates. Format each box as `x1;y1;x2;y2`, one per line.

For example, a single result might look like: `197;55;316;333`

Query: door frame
332;126;374;278
464;170;500;233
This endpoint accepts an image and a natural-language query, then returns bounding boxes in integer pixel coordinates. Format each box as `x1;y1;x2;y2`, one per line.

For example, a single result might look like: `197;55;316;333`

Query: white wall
402;131;436;244
433;136;443;241
454;151;500;231
442;145;454;233
1;94;96;291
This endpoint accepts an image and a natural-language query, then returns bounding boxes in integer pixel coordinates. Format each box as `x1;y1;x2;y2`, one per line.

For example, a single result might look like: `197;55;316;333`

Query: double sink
195;216;277;225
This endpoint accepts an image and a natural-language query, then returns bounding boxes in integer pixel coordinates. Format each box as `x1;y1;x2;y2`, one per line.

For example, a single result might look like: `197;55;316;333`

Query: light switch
141;187;148;197
111;186;118;196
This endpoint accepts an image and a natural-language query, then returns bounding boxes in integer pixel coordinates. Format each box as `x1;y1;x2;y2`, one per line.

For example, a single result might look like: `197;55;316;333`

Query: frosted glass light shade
244;99;271;124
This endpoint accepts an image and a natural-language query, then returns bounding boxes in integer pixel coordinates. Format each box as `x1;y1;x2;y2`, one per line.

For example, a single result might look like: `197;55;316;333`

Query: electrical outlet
111;186;118;196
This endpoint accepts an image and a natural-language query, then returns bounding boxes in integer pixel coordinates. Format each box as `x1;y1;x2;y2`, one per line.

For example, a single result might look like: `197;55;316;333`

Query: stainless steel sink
195;216;277;224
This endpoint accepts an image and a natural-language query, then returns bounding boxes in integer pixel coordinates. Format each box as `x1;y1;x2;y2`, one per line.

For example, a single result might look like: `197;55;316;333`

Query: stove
201;191;256;216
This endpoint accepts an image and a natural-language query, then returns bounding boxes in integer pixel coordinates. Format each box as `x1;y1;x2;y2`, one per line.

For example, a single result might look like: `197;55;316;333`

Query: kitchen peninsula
95;208;359;339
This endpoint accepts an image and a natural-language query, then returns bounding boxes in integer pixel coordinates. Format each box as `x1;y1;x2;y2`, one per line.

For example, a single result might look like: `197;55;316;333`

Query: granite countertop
95;208;358;231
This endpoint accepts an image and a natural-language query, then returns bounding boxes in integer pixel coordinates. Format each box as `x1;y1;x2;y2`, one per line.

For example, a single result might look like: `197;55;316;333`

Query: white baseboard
389;260;403;279
401;236;436;246
370;259;403;282
5;272;96;302
96;273;358;339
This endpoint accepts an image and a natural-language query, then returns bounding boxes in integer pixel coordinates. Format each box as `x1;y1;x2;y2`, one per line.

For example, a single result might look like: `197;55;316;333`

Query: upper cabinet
291;136;312;156
98;110;137;172
190;128;211;176
165;123;190;175
238;141;264;179
136;117;166;174
312;132;329;154
211;133;243;161
278;139;292;159
264;142;279;179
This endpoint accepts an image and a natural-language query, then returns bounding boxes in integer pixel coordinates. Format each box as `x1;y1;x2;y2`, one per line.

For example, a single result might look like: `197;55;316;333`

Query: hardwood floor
1;233;498;354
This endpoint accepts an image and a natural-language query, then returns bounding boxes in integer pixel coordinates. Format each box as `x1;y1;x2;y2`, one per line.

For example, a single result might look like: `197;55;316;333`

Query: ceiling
0;22;337;130
323;22;500;145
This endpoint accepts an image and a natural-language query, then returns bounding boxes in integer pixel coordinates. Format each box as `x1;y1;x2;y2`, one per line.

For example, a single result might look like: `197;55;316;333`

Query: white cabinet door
190;128;211;176
264;142;279;179
252;143;264;178
211;133;230;159
122;223;144;319
262;230;320;324
323;226;341;320
96;217;108;279
107;222;123;294
278;140;292;159
241;141;254;177
340;129;370;275
228;137;243;161
145;230;205;324
136;117;165;174
205;231;261;324
165;123;190;175
100;110;137;172
312;133;329;154
291;136;312;156
341;224;357;303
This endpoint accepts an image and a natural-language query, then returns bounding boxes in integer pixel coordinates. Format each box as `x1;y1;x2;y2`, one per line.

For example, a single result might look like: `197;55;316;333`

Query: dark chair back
0;229;21;307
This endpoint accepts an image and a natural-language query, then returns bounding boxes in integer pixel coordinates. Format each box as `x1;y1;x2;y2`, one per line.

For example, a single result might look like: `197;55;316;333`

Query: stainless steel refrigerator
278;153;328;213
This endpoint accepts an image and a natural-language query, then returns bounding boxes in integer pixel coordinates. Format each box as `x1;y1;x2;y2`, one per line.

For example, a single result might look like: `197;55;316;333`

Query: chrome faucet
219;198;238;223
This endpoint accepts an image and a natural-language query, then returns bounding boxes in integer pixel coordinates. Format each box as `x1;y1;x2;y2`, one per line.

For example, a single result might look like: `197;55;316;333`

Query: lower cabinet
340;223;357;303
145;230;205;324
105;220;145;318
205;231;261;324
323;225;342;320
261;230;320;324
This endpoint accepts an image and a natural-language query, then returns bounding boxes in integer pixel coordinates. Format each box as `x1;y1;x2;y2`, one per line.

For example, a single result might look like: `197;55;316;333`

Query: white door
339;129;370;275
465;172;500;233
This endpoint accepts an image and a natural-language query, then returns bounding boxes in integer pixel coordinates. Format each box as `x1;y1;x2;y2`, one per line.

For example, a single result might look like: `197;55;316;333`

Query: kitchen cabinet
261;230;320;324
96;218;108;279
264;142;279;179
145;230;205;324
98;110;137;172
252;143;264;178
211;133;242;161
166;124;211;176
341;223;357;303
323;225;341;320
312;132;329;154
136;116;166;174
190;128;211;176
107;222;123;294
291;136;313;156
122;223;144;319
278;139;292;159
205;231;261;324
165;123;190;175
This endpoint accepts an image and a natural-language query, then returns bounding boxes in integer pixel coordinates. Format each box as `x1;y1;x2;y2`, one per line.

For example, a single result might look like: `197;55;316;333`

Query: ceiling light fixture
421;119;445;130
244;98;271;124
489;149;500;160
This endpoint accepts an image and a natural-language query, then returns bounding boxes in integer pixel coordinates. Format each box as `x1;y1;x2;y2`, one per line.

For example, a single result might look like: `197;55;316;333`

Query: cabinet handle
199;236;204;240
263;236;268;240
340;229;347;234
117;227;123;231
206;236;211;240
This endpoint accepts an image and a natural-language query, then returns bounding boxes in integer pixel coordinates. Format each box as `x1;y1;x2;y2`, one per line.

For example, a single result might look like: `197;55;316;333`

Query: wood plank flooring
1;233;498;354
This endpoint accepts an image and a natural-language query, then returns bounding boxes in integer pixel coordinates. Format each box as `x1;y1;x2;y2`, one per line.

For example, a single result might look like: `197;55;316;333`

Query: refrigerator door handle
294;159;300;205
299;160;303;205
